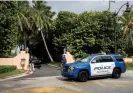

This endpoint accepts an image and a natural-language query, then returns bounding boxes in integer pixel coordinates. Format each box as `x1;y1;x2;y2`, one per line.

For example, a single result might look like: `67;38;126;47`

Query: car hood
65;61;88;67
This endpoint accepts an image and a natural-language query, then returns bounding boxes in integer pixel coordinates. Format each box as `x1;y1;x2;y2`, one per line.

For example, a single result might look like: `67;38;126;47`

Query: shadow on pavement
56;77;77;82
56;76;109;82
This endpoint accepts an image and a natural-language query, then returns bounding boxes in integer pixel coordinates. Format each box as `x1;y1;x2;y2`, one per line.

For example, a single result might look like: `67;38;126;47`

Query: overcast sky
46;0;133;15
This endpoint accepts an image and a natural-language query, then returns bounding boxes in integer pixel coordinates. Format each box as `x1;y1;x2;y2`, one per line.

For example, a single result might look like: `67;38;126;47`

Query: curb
0;71;33;81
47;64;61;69
24;75;62;80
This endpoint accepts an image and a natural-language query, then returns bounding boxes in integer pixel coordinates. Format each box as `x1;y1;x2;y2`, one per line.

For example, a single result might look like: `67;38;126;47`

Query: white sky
46;0;133;15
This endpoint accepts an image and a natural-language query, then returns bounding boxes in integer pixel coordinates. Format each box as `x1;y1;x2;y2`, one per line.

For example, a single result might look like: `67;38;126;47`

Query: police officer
61;47;67;67
100;50;106;54
29;55;35;72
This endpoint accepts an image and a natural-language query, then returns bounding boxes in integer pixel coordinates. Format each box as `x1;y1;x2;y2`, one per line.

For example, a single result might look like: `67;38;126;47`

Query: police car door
100;56;115;75
90;55;115;76
90;56;104;76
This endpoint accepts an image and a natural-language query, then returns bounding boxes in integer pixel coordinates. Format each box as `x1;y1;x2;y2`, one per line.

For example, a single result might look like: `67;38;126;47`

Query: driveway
0;71;133;93
20;64;61;78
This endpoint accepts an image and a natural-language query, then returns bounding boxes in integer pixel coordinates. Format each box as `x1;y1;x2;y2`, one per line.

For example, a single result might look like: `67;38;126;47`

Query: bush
126;63;133;67
0;65;16;74
126;63;133;70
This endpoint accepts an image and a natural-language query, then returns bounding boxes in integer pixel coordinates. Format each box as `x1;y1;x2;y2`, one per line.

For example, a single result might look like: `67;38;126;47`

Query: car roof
107;54;121;56
90;53;121;57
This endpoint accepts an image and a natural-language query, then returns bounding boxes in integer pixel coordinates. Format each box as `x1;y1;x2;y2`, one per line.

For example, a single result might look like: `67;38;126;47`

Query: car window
92;56;113;63
101;56;113;62
80;56;90;62
114;56;124;61
92;56;102;63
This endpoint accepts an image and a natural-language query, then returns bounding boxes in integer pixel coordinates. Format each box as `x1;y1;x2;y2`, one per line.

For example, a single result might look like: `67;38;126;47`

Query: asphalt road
0;71;133;93
20;64;61;78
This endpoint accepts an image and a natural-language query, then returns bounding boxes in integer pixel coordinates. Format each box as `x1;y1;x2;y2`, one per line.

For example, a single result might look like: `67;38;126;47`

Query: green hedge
126;63;133;67
126;63;133;70
0;65;16;74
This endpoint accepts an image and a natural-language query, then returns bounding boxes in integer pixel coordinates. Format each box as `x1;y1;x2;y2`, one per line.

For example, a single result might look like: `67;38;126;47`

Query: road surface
0;70;133;93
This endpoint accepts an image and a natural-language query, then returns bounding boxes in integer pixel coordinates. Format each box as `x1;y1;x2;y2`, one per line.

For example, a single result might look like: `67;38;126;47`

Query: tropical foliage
121;10;133;45
0;1;133;61
53;11;128;58
0;2;18;57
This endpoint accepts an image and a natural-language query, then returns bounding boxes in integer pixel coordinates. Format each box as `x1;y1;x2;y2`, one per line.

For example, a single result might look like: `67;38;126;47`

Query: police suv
61;54;126;82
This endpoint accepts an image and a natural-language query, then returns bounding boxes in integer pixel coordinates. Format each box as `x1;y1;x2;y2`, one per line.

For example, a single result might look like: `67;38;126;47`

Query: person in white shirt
61;48;67;65
29;55;35;72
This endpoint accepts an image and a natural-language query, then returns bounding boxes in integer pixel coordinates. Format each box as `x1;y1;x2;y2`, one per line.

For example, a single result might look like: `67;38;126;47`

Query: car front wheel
78;71;89;82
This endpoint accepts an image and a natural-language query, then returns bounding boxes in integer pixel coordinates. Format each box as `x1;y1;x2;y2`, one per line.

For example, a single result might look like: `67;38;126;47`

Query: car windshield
78;55;90;62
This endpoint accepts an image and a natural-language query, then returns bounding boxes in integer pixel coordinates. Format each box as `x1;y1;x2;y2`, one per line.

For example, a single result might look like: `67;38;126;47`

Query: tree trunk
23;31;27;51
130;30;133;46
40;30;54;62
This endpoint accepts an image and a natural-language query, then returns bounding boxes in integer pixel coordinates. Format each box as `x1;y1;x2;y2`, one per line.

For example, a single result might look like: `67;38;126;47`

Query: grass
48;62;61;67
0;70;25;78
126;63;133;70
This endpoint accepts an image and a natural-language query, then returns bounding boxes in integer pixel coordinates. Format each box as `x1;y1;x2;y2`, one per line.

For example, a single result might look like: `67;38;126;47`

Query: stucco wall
64;53;133;64
65;52;75;63
124;58;133;63
0;51;29;70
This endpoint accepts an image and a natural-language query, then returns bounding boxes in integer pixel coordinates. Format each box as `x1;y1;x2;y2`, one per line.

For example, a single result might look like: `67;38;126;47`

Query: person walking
26;47;29;53
100;50;106;54
61;53;66;64
29;55;35;72
61;48;67;67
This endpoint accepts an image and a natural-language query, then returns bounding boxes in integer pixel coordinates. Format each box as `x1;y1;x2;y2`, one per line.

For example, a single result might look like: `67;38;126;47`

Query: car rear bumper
122;68;126;73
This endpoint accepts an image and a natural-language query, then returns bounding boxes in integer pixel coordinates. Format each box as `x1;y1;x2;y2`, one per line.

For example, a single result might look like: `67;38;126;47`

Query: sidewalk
0;71;33;81
122;70;133;78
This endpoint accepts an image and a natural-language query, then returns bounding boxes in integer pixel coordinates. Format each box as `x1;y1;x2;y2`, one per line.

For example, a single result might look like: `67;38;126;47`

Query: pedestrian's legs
29;63;32;72
32;63;35;71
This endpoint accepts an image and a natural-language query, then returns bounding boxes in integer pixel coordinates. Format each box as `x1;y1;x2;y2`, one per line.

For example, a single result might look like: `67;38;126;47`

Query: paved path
0;71;133;93
20;64;61;78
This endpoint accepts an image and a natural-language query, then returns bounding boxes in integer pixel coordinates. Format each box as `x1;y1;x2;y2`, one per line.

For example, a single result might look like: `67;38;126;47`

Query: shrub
126;63;133;67
0;65;16;74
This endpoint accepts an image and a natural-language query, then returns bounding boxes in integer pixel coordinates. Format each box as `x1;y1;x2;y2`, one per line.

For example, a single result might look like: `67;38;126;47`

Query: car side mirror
91;60;96;63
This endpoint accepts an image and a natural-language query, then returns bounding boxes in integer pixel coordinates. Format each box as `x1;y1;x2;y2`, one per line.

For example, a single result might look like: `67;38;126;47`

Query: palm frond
122;9;133;41
123;25;129;39
128;10;133;21
19;12;30;29
120;16;127;23
17;13;23;32
32;7;50;32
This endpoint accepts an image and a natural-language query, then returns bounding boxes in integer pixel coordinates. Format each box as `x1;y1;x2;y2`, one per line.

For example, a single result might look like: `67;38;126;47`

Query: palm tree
31;7;54;62
120;9;133;45
16;1;31;50
15;1;54;62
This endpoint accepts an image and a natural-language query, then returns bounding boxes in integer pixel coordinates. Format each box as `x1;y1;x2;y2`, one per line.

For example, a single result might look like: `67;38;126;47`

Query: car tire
78;71;89;82
112;68;121;79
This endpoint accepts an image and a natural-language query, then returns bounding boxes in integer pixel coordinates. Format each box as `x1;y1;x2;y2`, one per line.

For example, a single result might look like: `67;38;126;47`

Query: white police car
61;54;126;82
